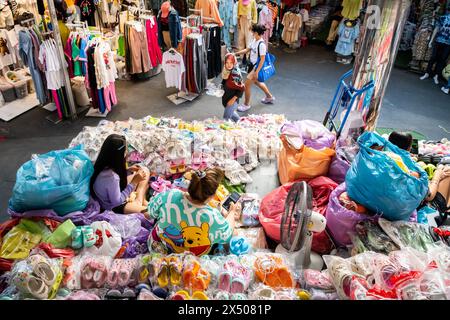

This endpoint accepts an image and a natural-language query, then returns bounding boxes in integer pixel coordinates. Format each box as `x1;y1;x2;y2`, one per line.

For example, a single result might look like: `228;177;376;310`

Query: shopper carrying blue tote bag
256;42;276;83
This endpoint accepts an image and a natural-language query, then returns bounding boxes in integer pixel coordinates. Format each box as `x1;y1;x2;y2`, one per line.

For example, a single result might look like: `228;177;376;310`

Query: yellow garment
58;20;70;46
237;0;257;24
384;151;409;173
342;0;362;20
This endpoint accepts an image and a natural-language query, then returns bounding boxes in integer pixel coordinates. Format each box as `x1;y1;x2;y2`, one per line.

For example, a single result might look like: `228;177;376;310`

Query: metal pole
46;0;78;120
351;0;411;131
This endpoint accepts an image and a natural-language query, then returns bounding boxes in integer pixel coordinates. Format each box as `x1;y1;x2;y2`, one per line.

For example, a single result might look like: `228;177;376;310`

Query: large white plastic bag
82;221;122;257
9;145;94;216
345;132;428;221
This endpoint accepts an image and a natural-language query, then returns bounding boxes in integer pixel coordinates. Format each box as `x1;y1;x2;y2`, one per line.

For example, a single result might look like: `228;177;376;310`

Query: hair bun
195;170;206;179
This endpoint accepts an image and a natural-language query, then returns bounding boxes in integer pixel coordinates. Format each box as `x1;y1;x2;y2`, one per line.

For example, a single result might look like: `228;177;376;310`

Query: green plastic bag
45;220;76;249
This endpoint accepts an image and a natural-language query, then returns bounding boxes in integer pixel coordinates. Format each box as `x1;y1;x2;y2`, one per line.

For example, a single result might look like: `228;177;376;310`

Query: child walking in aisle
221;53;245;122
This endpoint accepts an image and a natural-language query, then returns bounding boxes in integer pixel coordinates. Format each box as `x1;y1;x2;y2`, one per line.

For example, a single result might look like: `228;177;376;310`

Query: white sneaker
441;86;449;94
237;104;251;112
433;75;439;85
419;73;429;80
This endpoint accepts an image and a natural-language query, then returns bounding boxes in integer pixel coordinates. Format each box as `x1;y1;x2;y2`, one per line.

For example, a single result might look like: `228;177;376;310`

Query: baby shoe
82;226;97;248
28;254;58;286
71;227;84;250
230;237;251;256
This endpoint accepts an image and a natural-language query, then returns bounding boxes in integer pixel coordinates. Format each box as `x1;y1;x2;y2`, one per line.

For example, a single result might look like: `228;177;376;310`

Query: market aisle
0;44;449;221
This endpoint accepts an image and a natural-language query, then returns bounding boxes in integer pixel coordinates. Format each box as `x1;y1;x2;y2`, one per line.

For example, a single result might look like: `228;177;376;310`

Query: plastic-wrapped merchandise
0;223;42;260
323;255;354;299
309;287;339;300
248;283;297;300
9;145;94;216
378;218;436;252
301;269;335;291
418;263;448;300
45;219;76;249
11;253;63;299
350;219;400;255
148;254;185;290
253;253;295;289
239;194;261;227
106;258;139;289
345;132;428;221
63;255;84;290
78;255;113;289
234;227;267;249
216;256;254;294
182;256;211;292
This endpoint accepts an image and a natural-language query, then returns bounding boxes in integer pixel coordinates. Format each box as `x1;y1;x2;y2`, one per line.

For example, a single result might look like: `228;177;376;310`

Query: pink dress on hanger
259;5;273;45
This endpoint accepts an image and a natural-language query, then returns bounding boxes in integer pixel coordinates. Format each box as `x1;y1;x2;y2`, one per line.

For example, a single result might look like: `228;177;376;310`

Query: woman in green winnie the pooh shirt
147;168;241;256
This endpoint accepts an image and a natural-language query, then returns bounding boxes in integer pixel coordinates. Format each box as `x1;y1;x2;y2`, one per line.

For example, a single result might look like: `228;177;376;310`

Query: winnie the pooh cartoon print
160;220;212;256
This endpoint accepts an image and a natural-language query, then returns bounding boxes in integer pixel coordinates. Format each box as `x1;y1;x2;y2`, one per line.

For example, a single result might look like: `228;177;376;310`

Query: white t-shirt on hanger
162;50;185;90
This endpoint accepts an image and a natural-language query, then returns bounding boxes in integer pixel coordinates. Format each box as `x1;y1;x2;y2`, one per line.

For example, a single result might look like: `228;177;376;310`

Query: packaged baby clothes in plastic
0;222;43;260
323;255;355;300
350;219;400;255
234;227;267;249
239;194;261;227
301;269;335;292
378;218;435;252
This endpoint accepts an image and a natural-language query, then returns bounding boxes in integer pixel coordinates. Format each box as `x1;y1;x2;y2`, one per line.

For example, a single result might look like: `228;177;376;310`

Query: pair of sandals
222;160;253;186
229;237;251;256
14;254;59;299
191;152;211;170
80;257;109;289
71;226;96;250
166;140;190;160
218;260;252;294
106;258;138;289
150;176;172;193
151;255;183;288
182;260;211;292
254;255;295;289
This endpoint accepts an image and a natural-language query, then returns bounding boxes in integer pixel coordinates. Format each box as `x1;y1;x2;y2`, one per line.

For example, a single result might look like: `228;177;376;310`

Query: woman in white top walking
235;24;275;112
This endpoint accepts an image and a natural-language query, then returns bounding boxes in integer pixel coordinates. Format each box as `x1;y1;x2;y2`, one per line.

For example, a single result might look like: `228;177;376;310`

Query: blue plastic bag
256;42;276;83
345;132;428;221
9;145;94;216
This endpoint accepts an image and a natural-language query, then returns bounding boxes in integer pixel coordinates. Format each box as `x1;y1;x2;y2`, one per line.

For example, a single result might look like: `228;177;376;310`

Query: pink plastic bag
259;177;338;254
